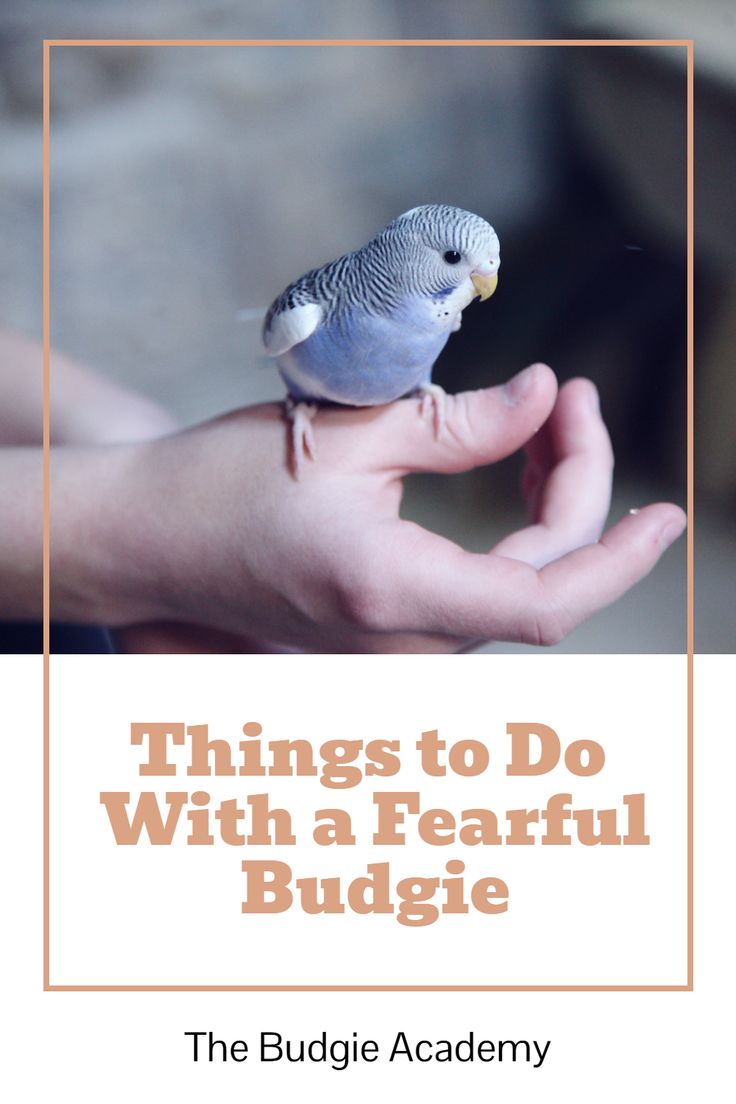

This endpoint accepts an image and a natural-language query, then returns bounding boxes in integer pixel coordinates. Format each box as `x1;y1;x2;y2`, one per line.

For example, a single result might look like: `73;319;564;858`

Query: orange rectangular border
43;37;694;992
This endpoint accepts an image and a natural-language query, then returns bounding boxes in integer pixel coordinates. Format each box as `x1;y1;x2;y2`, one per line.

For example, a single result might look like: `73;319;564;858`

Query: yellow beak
471;272;498;301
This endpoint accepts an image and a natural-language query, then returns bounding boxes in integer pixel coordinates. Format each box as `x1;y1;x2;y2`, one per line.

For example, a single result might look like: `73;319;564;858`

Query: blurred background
1;0;732;652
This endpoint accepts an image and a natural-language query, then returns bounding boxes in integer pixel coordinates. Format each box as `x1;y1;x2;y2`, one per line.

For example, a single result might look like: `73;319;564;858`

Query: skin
0;329;178;446
0;331;685;653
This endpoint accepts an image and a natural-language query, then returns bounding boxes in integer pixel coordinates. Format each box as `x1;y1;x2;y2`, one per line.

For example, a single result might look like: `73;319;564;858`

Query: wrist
50;441;169;626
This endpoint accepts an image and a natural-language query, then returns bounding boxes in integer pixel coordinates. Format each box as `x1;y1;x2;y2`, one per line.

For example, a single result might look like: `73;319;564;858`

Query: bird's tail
236;307;267;323
237;307;274;368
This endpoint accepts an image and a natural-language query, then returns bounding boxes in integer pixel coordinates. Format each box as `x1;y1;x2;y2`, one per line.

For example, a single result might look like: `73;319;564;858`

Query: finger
359;363;558;474
519;379;605;510
493;379;614;567
518;386;572;514
531;504;686;643
364;504;685;644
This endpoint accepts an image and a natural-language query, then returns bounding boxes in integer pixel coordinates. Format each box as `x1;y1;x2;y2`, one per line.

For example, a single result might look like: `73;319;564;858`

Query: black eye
443;250;462;265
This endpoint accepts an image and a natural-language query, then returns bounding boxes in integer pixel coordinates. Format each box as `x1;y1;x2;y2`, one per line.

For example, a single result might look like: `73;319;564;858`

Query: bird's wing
262;301;323;358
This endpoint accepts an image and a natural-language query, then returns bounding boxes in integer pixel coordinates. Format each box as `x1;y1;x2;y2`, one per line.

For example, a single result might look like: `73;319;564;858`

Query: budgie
262;204;500;476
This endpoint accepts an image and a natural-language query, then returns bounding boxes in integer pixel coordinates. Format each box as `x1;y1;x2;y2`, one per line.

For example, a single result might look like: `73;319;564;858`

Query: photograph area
0;4;713;654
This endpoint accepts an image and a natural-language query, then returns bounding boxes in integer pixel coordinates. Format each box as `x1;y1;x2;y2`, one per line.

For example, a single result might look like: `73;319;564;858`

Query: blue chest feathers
277;302;451;406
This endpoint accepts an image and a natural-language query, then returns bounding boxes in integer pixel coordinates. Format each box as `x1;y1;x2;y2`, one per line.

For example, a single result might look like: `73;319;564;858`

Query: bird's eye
443;250;462;265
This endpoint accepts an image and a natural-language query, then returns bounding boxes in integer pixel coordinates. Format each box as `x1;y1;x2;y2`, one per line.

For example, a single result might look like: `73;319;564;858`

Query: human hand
97;363;685;653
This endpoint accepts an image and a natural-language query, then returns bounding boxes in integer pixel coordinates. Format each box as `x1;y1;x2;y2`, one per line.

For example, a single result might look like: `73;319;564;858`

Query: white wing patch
263;302;323;357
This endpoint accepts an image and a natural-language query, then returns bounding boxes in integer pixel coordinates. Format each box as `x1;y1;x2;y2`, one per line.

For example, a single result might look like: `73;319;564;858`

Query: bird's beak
471;272;498;302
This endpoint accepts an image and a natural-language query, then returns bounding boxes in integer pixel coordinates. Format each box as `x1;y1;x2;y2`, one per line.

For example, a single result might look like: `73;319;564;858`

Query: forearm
2;426;281;633
50;442;167;625
0;442;162;625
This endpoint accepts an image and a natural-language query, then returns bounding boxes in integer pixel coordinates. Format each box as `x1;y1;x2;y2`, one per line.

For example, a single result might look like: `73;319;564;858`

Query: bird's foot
285;398;318;479
417;382;447;438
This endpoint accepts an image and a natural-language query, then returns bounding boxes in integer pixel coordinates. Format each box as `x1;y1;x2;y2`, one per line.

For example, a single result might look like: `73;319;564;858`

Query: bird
261;204;500;476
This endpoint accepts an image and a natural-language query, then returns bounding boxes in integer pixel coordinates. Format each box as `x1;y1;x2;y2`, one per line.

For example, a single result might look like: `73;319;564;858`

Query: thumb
372;363;558;474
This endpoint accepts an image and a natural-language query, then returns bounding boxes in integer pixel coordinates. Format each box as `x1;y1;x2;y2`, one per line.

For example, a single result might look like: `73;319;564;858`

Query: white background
4;653;731;1100
50;655;685;986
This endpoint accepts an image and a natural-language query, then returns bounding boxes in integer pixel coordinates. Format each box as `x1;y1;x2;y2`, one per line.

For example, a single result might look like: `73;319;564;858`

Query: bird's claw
285;399;318;479
418;382;447;438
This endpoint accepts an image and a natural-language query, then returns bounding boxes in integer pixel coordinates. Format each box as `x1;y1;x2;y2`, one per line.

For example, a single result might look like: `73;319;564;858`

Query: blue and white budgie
262;204;500;476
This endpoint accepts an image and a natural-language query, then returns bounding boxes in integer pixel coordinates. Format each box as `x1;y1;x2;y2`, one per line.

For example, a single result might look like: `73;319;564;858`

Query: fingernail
588;384;600;413
504;365;536;405
629;507;640;515
659;517;687;548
